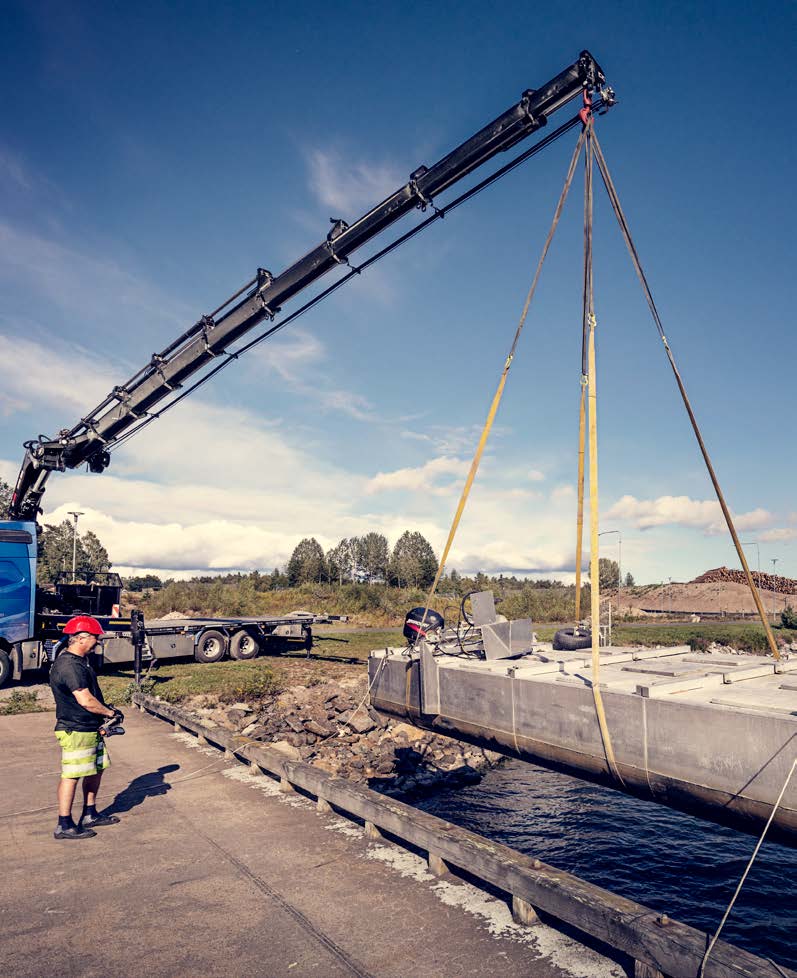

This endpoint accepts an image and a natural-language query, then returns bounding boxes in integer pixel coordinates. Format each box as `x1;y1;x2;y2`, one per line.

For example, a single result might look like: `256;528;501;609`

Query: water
418;760;796;969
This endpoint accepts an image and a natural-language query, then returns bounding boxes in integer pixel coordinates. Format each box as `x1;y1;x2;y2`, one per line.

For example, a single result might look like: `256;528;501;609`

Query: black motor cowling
403;607;444;643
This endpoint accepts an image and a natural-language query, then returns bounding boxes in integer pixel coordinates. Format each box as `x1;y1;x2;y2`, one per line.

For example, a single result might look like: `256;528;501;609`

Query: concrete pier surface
0;710;623;978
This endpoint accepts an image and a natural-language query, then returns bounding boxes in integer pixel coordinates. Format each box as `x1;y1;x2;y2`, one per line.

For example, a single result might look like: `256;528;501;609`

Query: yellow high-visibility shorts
55;730;110;779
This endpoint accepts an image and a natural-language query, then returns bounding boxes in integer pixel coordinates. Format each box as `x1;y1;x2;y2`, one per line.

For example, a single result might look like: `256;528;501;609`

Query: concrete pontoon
368;598;797;843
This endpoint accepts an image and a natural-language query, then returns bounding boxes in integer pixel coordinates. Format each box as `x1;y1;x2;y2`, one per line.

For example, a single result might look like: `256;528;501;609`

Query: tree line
288;531;438;588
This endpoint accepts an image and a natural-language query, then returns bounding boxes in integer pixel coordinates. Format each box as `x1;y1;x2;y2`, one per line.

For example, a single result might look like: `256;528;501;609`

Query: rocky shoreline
181;676;504;799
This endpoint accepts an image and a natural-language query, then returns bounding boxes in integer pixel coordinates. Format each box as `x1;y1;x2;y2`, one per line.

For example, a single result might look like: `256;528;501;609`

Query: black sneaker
81;813;120;828
54;825;97;840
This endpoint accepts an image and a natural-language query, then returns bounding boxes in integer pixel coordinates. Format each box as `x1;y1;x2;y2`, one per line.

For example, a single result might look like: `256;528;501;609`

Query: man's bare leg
82;771;103;808
57;777;78;818
81;770;119;827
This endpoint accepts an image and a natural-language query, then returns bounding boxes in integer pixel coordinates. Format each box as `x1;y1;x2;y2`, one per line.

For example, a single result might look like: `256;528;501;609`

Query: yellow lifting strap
589;131;781;661
416;128;588;625
582;123;623;782
587;311;622;782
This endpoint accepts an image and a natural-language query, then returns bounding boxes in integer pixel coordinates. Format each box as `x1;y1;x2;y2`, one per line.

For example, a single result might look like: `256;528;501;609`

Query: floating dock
368;642;797;842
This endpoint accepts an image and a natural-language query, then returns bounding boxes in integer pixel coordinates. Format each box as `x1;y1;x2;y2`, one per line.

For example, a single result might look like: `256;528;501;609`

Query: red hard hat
63;615;105;636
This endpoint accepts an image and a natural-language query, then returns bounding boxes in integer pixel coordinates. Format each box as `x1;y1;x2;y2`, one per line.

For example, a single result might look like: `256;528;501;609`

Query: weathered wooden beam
134;692;794;978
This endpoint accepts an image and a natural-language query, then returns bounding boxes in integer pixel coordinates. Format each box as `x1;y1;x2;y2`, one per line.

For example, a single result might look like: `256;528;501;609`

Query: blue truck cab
0;521;37;644
0;521;38;685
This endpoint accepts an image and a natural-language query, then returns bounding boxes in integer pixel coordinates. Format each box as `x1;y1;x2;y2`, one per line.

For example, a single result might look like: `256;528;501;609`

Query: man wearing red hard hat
49;615;123;840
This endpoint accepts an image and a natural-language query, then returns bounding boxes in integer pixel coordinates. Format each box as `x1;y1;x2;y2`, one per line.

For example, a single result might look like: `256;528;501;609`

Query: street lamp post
68;511;84;582
598;529;622;613
772;558;779;624
740;540;761;583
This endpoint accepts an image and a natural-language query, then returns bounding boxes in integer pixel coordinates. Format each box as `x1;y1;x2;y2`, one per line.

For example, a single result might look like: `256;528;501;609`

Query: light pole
598;529;622;613
772;558;779;624
740;540;761;585
68;511;84;582
668;576;673;618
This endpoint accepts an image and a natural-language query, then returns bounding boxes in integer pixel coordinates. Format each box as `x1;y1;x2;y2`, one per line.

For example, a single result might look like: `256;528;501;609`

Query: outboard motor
403;607;444;644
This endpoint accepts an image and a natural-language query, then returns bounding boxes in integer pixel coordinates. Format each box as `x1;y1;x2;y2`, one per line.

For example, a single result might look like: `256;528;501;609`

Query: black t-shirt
49;652;107;732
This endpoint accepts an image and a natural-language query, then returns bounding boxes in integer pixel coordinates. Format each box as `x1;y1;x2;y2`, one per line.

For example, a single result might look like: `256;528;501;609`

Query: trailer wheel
229;630;260;660
0;649;11;688
194;629;227;663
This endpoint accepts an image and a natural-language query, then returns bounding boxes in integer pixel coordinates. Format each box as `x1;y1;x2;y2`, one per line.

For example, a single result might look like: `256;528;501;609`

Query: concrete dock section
0;710;623;978
368;644;797;840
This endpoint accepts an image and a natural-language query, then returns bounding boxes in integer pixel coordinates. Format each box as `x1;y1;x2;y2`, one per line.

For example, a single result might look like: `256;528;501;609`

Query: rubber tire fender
552;627;592;652
0;648;11;688
194;629;228;664
229;630;260;660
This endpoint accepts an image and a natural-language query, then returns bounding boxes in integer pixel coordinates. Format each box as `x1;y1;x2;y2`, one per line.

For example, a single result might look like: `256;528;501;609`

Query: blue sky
1;0;795;582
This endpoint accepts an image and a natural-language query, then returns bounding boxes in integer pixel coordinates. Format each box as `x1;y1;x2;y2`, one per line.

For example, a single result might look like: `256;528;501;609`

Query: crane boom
10;51;610;521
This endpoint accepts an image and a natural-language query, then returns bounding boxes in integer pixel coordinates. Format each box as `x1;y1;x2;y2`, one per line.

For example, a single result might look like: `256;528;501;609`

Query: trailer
100;611;346;666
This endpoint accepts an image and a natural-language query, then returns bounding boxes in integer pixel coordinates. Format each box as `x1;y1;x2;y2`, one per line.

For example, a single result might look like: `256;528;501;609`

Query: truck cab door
0;522;37;645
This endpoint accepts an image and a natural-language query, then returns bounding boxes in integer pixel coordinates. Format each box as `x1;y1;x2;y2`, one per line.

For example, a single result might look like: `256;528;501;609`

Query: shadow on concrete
107;764;180;814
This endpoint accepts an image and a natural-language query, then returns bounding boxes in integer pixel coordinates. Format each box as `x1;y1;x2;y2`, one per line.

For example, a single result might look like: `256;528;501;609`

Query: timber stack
692;566;797;595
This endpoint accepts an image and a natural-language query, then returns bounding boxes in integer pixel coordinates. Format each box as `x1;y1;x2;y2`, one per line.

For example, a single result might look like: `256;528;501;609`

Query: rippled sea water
418;760;796;969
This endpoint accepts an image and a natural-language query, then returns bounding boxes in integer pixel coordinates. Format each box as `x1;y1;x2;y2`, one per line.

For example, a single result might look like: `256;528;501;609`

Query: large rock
226;708;251;726
340;707;375;734
242;724;270;741
390;722;427;743
304;719;336;738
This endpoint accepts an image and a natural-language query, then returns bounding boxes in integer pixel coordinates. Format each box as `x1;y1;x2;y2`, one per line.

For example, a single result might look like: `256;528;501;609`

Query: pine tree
388;531;438;588
286;538;326;584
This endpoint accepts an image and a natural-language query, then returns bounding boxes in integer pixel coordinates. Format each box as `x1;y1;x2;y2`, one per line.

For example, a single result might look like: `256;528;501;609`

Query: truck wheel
0;649;11;688
194;629;227;663
229;630;259;660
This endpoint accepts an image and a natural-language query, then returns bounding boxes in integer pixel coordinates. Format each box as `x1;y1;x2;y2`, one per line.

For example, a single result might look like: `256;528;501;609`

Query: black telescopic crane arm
10;51;610;521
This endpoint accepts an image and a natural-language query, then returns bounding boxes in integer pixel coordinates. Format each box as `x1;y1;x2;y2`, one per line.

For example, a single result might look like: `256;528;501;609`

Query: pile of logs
692;566;797;595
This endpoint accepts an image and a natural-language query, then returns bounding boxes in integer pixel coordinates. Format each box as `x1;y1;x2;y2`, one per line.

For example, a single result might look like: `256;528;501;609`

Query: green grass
101;658;285;706
97;630;405;706
0;691;49;715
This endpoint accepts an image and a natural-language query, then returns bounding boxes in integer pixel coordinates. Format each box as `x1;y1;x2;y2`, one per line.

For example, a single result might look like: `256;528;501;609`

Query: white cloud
0;148;32;191
607;494;772;535
551;484;575;502
0;221;190;339
0;331;113;417
306;148;405;217
758;527;797;543
527;469;545;482
246;328;376;421
365;456;469;496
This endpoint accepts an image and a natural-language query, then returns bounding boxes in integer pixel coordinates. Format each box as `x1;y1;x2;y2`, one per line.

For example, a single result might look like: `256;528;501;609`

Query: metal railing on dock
132;692;794;978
